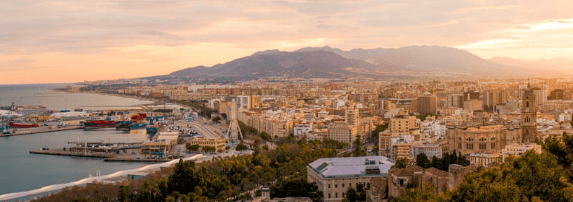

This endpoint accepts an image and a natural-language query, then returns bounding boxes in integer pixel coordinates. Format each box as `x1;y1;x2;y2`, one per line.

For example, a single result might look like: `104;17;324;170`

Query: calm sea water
0;84;153;111
0;84;156;195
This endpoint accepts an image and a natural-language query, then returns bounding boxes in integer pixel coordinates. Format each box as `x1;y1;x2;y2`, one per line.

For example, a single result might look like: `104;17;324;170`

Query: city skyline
2;0;573;84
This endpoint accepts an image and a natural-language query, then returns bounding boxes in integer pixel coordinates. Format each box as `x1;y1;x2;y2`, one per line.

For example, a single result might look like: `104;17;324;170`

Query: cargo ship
129;122;148;130
116;121;133;131
9;122;39;128
83;120;117;130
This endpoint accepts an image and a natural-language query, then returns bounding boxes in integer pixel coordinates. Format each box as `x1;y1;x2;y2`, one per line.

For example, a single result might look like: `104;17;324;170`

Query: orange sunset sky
2;0;573;84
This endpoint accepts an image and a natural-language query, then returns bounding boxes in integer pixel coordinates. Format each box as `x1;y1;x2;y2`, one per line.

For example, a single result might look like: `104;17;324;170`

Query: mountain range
163;46;573;80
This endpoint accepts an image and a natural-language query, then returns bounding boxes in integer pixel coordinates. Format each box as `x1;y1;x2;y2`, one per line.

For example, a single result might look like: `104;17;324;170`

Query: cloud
2;0;573;83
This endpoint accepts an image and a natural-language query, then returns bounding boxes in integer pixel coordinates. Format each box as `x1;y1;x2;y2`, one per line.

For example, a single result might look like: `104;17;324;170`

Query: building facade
307;156;394;202
447;125;521;155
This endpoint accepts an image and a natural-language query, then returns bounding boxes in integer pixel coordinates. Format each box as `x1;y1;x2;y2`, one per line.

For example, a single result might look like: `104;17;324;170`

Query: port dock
0;126;82;137
29;141;180;162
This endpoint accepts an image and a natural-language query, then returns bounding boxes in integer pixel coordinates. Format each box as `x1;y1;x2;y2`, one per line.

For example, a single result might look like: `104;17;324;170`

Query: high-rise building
417;93;437;115
345;107;359;127
379;132;392;157
532;87;547;105
522;86;537;143
447;94;464;109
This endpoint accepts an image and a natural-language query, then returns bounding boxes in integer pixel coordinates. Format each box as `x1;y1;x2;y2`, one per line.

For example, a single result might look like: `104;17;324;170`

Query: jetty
29;140;181;162
0;126;82;137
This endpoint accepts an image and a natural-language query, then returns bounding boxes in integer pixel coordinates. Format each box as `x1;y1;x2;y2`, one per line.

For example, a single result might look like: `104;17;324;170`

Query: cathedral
521;84;537;143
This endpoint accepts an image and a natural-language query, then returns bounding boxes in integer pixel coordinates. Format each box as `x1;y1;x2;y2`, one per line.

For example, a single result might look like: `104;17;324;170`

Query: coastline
0;154;205;201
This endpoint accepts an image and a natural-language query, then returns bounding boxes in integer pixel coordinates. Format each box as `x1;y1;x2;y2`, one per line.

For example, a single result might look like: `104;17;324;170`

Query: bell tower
521;84;537;143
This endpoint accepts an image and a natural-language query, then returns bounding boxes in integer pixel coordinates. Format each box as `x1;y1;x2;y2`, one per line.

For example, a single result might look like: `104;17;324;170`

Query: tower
226;99;243;143
521;86;537;143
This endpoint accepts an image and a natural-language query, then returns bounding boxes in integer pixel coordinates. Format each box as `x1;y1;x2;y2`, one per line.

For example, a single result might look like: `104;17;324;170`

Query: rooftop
308;156;394;179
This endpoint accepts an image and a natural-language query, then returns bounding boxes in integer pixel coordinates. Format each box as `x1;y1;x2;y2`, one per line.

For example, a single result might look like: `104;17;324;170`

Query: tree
202;146;216;153
236;144;249;151
271;177;323;202
416;153;431;168
259;132;272;141
344;187;358;202
393;158;409;169
262;145;269;150
371;124;388;143
211;116;221;122
352;135;367;157
221;113;227;119
186;144;200;152
168;159;198;194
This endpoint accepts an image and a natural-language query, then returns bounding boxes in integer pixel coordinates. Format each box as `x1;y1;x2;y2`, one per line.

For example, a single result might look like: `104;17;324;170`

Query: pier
0;126;82;137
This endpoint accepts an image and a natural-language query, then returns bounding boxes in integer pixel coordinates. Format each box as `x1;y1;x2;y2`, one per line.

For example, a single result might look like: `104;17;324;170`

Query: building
463;99;483;112
411;143;443;159
447;125;522;155
390;116;417;134
483;90;509;109
387;164;477;198
392;141;412;160
501;143;542;156
327;121;358;145
532;87;547;105
187;137;226;152
468;152;503;168
549;89;565;100
345;107;359;127
417;93;437;115
307;156;395;202
237;95;251;109
447;94;464;109
522;86;537;143
294;122;313;136
379;132;392;157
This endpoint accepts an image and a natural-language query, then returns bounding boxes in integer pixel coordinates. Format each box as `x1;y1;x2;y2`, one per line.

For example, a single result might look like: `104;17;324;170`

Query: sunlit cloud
530;19;573;31
2;0;573;84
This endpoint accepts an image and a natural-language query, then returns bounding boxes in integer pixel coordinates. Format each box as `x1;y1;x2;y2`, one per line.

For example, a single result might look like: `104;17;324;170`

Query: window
467;143;474;150
336;193;338;198
335;184;337;188
328;184;330;188
329;193;331;198
350;183;352;187
479;143;486;150
342;183;345;188
458;143;462;149
491;143;496;149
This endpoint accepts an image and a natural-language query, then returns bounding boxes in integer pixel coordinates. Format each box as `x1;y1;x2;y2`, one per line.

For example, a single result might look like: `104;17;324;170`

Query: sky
2;0;573;84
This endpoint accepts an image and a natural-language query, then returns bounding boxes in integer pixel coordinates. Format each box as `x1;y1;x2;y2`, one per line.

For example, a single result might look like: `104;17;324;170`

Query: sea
0;84;156;195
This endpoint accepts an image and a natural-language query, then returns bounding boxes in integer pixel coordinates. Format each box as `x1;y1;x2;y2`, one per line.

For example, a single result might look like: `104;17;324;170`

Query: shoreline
0;154;206;201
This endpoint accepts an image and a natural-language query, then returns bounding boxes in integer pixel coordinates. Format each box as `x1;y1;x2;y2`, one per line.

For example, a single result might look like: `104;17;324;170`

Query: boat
116;121;133;131
83;120;116;130
129;122;148;130
9;122;39;128
146;125;158;134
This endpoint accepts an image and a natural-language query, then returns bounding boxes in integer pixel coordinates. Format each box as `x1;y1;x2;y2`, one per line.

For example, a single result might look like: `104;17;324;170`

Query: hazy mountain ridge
169;50;381;79
166;46;572;81
296;46;525;76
